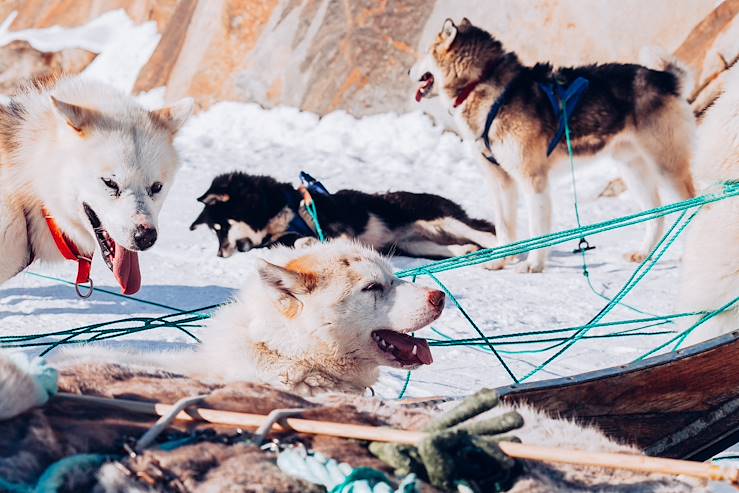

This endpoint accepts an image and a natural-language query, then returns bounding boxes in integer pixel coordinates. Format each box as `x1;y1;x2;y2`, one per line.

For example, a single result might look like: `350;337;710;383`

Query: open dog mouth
372;329;433;367
83;203;141;294
415;72;435;102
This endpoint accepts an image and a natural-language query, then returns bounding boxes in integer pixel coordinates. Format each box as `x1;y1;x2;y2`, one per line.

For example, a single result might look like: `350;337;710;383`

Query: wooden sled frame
497;331;739;461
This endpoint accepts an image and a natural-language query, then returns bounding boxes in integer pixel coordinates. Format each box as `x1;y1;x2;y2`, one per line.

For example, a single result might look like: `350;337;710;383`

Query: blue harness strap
481;84;515;162
299;171;330;197
538;76;589;156
285;171;331;238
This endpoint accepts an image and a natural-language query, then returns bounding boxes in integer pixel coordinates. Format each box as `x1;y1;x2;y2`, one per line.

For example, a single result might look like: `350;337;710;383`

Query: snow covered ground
0;11;688;400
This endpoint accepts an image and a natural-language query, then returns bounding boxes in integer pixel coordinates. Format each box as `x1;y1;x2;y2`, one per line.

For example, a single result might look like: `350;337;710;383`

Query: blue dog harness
538;76;590;156
284;171;330;238
480;84;515;165
480;76;589;164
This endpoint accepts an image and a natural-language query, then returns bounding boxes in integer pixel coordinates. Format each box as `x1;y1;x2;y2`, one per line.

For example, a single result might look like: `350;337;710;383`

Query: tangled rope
2;182;737;398
277;447;419;492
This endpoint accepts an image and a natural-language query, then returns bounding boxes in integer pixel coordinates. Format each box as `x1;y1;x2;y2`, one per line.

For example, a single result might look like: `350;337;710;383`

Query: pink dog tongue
379;330;433;365
112;244;141;295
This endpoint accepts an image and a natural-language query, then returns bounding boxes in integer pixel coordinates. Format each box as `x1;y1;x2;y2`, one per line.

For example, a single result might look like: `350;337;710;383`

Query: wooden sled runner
497;331;739;461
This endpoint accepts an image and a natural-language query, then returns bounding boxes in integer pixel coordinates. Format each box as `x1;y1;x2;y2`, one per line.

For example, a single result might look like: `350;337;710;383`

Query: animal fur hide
0;364;705;492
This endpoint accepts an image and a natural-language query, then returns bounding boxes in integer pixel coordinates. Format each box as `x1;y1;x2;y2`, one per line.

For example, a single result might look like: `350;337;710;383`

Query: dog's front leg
0;203;32;284
518;174;552;273
477;154;518;270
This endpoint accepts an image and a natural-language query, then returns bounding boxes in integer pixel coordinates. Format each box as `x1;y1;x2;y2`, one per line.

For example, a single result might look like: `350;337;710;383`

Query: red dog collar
453;79;482;108
42;207;94;298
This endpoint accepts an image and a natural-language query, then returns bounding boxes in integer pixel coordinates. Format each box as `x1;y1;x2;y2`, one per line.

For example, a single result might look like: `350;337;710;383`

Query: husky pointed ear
440;19;458;49
197;192;230;205
257;259;317;318
459;17;472;29
150;97;194;136
50;96;99;135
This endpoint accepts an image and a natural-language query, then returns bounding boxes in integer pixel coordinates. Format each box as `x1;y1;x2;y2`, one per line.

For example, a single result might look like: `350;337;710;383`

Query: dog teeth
412;345;417;355
387;344;395;351
380;340;387;348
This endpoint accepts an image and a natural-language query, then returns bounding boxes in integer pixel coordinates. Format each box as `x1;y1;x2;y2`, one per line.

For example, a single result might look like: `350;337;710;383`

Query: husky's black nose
133;225;157;250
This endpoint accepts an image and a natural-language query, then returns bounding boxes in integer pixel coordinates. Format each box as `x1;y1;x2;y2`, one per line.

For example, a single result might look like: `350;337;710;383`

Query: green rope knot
371;389;523;492
330;468;396;493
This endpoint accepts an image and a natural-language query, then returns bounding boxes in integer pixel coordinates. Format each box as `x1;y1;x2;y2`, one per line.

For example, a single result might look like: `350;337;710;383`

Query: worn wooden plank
498;332;739;460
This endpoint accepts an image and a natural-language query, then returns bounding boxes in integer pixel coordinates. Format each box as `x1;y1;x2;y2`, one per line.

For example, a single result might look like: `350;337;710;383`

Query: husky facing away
0;239;444;418
411;18;696;272
0;76;193;294
678;67;739;347
190;172;498;259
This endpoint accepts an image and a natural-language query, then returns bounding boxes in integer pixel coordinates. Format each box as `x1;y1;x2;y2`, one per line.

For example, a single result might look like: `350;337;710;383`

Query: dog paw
516;261;545;274
484;256;519;271
626;252;647;263
485;260;507;271
451;244;480;257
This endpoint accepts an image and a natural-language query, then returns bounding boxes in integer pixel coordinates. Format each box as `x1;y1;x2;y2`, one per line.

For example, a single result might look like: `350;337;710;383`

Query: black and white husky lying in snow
190;172;497;259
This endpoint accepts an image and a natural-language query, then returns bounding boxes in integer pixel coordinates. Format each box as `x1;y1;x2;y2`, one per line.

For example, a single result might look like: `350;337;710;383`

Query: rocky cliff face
1;0;736;116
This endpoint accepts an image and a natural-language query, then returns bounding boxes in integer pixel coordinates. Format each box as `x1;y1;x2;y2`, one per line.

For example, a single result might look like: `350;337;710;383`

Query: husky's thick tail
640;47;694;99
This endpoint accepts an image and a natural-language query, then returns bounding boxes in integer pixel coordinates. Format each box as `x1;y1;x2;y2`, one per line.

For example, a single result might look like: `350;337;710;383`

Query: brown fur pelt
0;364;705;492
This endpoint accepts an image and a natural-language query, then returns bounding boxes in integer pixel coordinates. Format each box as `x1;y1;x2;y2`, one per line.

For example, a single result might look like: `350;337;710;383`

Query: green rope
412;270;518;383
397;370;412;399
397;198;717;389
35;454;111;493
635;296;739;361
0;478;30;493
517;206;699;382
0;454;112;493
305;198;326;242
0;305;218;354
277;447;417;492
711;455;739;462
428;326;675;354
560;84;660;319
25;271;191;313
396;182;738;278
560;80;585;233
427;310;703;346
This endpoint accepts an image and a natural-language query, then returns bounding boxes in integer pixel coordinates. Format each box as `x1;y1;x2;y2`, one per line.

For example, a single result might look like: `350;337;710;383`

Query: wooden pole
55;392;739;484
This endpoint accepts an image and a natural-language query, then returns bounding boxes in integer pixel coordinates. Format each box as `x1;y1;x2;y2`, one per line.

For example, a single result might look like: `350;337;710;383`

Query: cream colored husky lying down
1;239;445;418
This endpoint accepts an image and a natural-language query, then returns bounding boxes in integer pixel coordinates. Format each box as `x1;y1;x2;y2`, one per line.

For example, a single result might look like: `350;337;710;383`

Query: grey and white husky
0;76;193;294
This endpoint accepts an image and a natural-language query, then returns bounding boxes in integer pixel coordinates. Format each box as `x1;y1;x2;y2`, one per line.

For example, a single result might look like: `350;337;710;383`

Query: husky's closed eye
362;282;384;293
101;177;120;196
